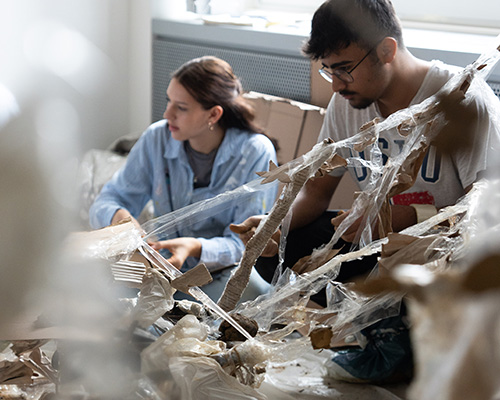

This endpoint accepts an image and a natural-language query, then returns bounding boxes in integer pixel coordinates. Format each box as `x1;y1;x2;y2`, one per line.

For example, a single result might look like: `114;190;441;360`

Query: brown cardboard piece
378;233;444;274
295;103;325;158
170;263;213;294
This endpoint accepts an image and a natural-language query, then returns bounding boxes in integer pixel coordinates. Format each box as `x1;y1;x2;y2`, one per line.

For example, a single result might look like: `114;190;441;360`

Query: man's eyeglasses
319;46;376;84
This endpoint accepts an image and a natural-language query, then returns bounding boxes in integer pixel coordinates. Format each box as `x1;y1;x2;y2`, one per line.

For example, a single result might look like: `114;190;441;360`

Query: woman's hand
149;237;202;269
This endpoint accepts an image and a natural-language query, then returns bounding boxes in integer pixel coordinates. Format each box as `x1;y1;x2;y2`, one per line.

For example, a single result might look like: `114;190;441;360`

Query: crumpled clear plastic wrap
0;340;57;398
64;220;144;261
228;36;500;347
141;315;267;399
260;347;407;400
168;356;267;400
142;315;217;373
132;267;176;329
345;176;500;398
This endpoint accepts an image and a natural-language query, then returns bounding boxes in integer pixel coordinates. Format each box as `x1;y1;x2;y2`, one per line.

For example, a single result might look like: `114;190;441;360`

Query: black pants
254;211;378;306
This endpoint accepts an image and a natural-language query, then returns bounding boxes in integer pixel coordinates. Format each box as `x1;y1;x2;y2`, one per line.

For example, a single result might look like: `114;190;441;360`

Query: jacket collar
163;126;243;166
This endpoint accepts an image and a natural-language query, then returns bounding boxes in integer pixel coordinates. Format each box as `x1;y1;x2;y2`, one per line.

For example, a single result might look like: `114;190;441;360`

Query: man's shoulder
428;60;461;79
412;60;461;104
423;60;496;103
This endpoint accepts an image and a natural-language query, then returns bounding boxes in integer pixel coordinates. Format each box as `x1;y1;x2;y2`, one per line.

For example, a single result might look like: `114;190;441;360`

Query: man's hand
149;237;202;269
230;215;281;257
331;209;379;243
330;210;364;243
331;204;420;243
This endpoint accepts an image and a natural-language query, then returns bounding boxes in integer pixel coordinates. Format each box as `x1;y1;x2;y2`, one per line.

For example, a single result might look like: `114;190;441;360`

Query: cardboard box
244;91;325;165
244;91;356;209
310;59;333;109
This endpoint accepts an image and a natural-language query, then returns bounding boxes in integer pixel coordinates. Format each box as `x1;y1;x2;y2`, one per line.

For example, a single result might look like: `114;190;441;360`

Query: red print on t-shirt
392;191;435;206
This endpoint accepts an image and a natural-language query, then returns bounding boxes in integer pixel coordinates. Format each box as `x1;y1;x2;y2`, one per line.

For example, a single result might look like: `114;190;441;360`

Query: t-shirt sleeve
317;96;346;178
453;79;500;189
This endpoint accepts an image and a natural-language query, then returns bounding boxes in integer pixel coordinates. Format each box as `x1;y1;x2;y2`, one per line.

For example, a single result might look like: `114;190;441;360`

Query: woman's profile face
163;78;213;142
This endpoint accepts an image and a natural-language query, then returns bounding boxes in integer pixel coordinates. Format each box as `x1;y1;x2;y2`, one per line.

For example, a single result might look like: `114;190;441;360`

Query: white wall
0;0;152;153
0;0;153;328
128;0;152;141
87;0;152;151
80;0;152;151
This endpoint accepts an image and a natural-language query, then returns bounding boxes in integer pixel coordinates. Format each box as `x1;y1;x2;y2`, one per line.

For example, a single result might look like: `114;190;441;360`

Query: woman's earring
208;122;214;131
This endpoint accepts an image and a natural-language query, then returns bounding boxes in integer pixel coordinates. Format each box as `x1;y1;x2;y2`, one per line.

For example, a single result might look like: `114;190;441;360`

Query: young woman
89;56;277;280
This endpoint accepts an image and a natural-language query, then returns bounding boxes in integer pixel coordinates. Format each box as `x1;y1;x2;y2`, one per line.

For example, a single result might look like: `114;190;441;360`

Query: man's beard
351;98;374;109
340;91;374;109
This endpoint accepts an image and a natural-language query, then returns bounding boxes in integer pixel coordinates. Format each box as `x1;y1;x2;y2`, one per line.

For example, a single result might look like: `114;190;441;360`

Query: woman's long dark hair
172;56;261;134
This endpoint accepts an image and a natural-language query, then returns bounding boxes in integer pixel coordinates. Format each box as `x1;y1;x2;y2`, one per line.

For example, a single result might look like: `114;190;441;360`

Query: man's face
320;43;387;109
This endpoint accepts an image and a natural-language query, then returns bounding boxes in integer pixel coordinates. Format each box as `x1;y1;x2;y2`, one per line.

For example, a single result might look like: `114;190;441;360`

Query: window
255;0;500;30
255;0;323;13
392;0;500;29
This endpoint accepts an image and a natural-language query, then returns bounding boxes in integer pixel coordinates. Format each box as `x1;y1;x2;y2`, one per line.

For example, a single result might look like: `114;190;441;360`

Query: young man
233;0;500;298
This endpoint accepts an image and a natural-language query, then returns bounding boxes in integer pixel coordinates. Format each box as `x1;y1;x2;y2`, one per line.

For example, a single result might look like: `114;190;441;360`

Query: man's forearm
391;204;418;232
290;194;329;230
289;175;341;230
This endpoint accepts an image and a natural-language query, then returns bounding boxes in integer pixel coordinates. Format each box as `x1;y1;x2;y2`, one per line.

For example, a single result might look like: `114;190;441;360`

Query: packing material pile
2;39;500;400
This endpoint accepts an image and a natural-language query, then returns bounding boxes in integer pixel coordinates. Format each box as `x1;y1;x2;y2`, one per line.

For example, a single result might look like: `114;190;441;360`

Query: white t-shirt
318;60;500;209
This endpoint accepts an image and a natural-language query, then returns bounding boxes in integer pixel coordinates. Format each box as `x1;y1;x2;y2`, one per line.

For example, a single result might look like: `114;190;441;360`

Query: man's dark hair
302;0;404;60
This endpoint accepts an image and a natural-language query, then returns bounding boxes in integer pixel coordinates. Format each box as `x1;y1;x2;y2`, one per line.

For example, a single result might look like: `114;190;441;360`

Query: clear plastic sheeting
454;178;500;267
142;315;221;369
168;356;266;400
141;178;278;242
0;341;57;398
404;178;500;400
132;268;176;329
233;177;487;355
64;220;144;260
345;177;500;399
141;315;266;399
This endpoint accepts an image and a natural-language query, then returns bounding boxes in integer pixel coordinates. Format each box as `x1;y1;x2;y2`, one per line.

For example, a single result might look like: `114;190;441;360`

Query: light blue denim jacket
89;120;277;270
